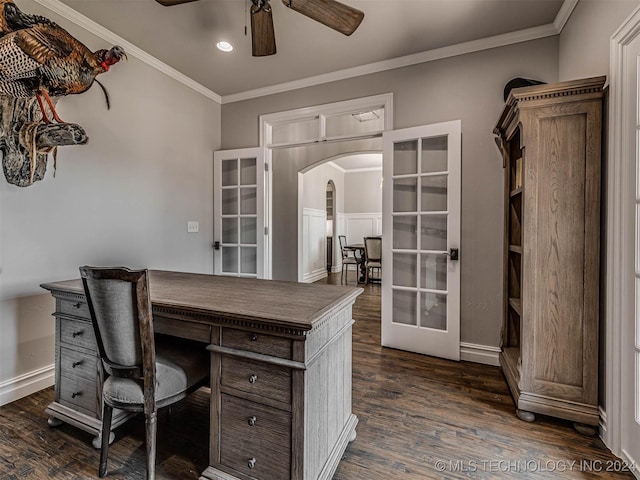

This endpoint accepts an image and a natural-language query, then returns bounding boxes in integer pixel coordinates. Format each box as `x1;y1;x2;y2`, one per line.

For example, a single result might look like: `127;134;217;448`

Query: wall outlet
187;221;199;233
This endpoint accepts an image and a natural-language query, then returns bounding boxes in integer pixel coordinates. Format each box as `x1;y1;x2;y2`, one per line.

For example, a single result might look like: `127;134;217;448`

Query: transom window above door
260;93;393;148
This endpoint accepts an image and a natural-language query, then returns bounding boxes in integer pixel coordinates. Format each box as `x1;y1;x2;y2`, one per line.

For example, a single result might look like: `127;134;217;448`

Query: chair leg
145;412;157;480
99;403;113;477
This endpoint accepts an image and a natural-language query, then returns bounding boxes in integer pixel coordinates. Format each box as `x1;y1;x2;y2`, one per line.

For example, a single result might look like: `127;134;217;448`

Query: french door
213;147;270;279
382;121;461;360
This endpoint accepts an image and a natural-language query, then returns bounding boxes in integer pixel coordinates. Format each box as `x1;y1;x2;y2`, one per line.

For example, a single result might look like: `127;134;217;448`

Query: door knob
443;248;459;261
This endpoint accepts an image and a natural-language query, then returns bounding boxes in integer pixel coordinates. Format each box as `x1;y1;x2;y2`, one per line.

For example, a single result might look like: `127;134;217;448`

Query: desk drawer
59;374;97;417
60;346;98;380
59;299;91;319
154;316;211;343
60;317;96;350
220;394;291;480
221;356;291;404
222;328;292;359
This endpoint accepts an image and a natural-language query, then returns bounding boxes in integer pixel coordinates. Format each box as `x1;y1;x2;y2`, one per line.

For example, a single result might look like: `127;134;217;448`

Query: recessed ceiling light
216;41;233;52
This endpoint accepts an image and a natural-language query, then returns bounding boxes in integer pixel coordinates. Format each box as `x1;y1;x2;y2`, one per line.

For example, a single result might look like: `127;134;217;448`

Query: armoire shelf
494;76;605;434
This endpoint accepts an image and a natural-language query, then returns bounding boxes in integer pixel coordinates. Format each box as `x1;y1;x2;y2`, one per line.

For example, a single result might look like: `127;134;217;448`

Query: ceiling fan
155;0;365;57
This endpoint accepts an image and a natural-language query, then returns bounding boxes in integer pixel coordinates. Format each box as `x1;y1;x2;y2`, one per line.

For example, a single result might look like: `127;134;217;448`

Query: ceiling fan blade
155;0;199;5
251;2;277;57
282;0;364;36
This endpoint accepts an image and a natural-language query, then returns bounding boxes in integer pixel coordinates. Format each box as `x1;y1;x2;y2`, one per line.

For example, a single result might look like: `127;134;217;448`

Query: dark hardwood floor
0;271;633;479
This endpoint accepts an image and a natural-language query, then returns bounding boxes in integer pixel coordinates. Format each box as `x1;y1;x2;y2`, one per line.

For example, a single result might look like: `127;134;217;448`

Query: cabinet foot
92;431;115;449
573;423;597;436
47;416;63;427
516;410;535;422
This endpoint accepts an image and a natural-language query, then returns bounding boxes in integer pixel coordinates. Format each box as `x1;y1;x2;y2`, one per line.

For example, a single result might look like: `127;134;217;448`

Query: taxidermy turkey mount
156;0;365;57
0;0;126;187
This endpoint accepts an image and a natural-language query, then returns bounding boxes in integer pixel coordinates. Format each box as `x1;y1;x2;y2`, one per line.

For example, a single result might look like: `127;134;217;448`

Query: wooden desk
41;270;362;480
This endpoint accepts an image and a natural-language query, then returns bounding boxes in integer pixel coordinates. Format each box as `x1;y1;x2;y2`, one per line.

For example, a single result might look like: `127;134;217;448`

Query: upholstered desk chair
364;237;382;283
338;235;360;284
80;266;209;479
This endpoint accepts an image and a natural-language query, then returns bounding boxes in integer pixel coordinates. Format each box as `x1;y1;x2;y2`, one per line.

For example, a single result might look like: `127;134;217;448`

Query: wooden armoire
493;76;605;433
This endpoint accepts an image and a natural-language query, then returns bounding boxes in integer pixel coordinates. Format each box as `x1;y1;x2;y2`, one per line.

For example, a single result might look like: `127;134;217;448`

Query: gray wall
344;171;382;214
302;162;344;212
559;0;639;81
222;37;559;347
0;1;220;393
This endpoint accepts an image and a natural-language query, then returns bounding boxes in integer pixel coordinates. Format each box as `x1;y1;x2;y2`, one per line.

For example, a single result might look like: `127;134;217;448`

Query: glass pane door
214;148;267;278
382;121;461;360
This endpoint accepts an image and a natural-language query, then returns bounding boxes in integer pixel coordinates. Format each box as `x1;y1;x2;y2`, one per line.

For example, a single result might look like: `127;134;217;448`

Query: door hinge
264;163;269;172
264;227;269;235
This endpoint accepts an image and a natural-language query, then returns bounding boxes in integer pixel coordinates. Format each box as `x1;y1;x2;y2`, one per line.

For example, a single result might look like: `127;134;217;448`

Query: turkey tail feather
94;78;110;110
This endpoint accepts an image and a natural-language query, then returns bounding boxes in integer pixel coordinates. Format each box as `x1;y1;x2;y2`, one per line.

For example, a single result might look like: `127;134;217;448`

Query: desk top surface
41;270;361;331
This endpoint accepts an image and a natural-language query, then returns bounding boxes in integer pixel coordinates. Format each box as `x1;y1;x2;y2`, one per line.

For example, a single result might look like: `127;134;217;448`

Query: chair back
364;237;382;262
80;266;155;382
338;235;349;259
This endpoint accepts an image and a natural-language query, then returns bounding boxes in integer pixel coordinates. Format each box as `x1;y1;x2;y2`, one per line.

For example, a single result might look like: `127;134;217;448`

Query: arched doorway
298;152;382;282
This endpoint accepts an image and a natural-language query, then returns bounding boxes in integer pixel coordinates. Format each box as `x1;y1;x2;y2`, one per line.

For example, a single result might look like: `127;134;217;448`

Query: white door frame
606;6;640;471
259;94;393;283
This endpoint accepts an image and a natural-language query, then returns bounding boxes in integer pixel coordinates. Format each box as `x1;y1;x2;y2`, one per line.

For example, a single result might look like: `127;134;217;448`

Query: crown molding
344;167;382;173
325;162;382;174
222;22;559;104
33;0;222;103
326;161;346;174
554;0;579;32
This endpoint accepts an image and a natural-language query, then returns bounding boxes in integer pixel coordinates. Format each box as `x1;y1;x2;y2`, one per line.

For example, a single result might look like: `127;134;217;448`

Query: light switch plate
187;221;199;233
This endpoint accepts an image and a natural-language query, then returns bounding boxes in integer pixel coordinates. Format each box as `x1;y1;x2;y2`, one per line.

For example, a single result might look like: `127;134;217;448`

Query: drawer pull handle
72;361;82;368
250;333;258;341
248;458;256;469
248;416;257;427
248;374;258;384
72;331;83;338
71;391;82;398
73;302;82;309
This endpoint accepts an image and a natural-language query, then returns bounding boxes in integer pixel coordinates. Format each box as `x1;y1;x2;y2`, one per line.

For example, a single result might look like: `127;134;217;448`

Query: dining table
345;243;366;283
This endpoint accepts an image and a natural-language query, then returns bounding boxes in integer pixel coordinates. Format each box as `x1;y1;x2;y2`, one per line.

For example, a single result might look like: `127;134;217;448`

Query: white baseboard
599;406;607;442
303;269;327;284
460;342;501;366
621;447;640;480
0;364;55;406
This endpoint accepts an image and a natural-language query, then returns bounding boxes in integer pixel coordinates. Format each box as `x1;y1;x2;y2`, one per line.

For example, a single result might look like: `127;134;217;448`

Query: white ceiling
54;0;567;99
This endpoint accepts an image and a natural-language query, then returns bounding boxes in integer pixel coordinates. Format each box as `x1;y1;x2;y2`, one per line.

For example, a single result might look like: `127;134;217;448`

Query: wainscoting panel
303;208;328;283
343;213;382;245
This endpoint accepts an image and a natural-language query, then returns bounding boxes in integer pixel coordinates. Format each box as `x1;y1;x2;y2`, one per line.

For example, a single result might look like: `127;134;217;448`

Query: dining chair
79;266;209;479
338;235;360;284
364;236;382;283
